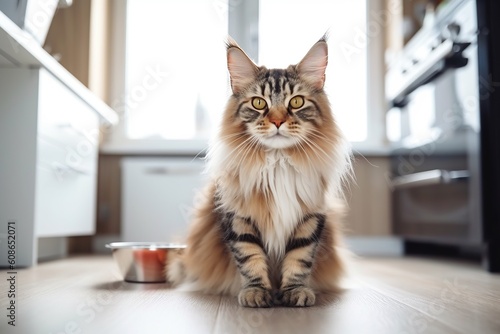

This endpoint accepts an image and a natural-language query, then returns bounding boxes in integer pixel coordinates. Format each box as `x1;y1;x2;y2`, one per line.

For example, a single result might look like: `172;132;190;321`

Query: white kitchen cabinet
121;158;206;243
35;69;99;237
0;11;118;266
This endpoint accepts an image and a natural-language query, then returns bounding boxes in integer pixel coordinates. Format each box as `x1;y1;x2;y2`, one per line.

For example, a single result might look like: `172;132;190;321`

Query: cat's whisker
221;136;251;154
223;135;258;167
211;133;246;151
302;134;337;162
294;134;322;159
296;134;335;167
293;139;315;171
218;132;246;141
224;145;253;168
239;136;261;166
307;128;339;145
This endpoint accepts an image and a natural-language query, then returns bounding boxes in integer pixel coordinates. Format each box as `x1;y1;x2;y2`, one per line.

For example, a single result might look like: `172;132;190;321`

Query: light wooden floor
1;255;499;334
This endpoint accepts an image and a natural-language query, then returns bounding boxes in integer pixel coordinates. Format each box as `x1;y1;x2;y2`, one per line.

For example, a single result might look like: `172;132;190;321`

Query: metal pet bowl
106;242;186;283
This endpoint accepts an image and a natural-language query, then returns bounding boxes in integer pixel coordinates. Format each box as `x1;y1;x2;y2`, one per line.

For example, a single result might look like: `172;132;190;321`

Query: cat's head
224;36;336;150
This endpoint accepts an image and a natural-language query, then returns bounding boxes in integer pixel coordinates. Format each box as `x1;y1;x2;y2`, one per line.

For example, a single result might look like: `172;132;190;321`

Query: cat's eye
251;97;267;110
289;96;305;109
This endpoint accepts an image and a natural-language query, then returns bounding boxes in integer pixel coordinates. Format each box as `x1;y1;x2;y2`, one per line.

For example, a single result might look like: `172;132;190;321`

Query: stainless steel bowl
106;242;186;283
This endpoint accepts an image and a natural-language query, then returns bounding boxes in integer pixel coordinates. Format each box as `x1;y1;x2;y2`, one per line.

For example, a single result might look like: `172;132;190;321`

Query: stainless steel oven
386;0;484;255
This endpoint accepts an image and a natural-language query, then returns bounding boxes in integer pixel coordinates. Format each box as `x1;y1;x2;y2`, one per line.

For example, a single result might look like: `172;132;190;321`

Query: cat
166;36;352;308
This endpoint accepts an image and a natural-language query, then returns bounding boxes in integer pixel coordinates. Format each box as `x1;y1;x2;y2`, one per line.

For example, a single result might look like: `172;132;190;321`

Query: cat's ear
297;37;328;90
227;39;258;94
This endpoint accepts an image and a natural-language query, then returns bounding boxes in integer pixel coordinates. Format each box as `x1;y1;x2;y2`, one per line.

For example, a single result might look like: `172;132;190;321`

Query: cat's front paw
238;287;273;308
277;286;315;307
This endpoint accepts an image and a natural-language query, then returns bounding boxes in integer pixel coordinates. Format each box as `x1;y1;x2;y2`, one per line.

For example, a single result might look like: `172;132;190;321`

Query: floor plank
214;287;455;334
351;257;500;334
0;255;499;334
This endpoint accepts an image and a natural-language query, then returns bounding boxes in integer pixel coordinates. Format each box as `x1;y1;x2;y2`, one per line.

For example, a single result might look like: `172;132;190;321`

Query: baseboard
345;236;403;256
92;234;121;254
37;237;68;262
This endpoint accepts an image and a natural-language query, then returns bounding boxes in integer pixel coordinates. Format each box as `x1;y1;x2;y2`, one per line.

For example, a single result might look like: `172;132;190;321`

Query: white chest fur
210;146;328;256
252;150;323;256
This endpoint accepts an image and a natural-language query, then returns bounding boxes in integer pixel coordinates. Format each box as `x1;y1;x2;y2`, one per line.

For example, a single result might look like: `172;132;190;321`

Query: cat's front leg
221;213;273;307
278;213;325;307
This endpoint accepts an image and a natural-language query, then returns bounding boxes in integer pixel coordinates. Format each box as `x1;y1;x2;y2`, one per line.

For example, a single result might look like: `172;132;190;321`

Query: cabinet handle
52;162;91;175
144;167;202;175
390;169;469;189
57;123;87;138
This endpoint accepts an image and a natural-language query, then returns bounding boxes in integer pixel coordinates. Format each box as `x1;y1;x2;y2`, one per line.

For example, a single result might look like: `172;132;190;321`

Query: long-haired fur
167;36;352;307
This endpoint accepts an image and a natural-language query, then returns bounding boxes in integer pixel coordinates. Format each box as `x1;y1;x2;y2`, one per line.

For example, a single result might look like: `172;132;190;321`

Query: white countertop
100;138;210;156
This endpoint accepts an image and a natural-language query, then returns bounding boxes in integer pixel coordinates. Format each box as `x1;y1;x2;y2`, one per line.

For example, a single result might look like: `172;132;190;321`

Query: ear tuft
297;39;328;90
227;39;258;94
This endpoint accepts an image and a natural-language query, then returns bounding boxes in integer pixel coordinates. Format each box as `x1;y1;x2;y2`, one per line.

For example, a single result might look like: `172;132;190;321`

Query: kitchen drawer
37;125;98;170
37;132;98;176
37;69;99;143
34;154;97;237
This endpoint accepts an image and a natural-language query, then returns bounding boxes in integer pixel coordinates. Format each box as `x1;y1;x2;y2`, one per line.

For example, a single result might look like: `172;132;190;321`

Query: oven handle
390;169;470;190
390;40;471;108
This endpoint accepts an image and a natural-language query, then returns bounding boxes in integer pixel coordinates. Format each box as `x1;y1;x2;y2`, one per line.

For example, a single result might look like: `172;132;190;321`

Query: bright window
124;0;368;142
125;0;228;140
259;0;367;142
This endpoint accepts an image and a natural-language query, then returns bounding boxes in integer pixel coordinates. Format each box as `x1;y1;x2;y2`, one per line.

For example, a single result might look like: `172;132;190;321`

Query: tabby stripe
229;245;242;257
225;230;263;247
240;269;254;280
296;107;317;121
221;211;235;225
222;229;237;243
249;277;263;284
268;78;274;94
293;272;310;280
271;70;282;94
235;233;264;248
285;214;325;252
299;259;313;268
234;254;254;264
280;283;304;292
310;100;323;115
234;101;246;117
239;108;260;123
285;237;315;253
246;282;266;289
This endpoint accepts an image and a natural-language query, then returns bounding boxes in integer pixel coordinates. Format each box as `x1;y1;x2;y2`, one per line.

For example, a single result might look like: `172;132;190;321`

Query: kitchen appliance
386;0;499;271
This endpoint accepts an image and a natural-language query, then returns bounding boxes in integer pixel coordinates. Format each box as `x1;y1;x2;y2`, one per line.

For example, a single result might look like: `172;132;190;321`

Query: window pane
125;0;228;139
259;0;367;142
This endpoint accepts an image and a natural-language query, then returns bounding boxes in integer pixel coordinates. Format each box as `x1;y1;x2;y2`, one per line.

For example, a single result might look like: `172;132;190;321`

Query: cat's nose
270;118;285;128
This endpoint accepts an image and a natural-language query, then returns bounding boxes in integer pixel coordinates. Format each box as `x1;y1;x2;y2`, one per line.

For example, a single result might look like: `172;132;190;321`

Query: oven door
388;41;482;247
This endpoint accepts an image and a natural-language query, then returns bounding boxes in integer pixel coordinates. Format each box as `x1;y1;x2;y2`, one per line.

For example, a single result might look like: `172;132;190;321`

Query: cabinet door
34;69;99;237
121;157;206;242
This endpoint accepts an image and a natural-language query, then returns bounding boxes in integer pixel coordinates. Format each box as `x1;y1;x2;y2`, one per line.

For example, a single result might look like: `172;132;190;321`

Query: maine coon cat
167;36;351;307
